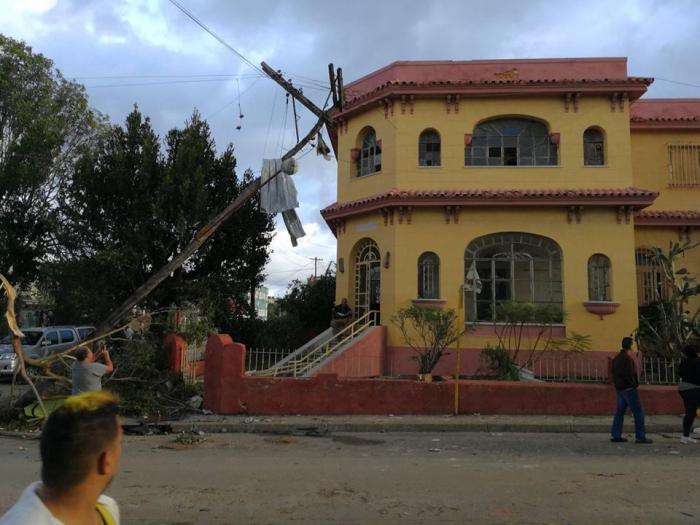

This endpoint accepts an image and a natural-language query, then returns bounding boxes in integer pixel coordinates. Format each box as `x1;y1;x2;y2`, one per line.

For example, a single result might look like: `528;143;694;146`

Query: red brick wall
203;335;682;416
314;326;386;377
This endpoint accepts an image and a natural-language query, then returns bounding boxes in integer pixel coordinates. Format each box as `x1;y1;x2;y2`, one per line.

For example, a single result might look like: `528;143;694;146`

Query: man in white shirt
0;391;122;524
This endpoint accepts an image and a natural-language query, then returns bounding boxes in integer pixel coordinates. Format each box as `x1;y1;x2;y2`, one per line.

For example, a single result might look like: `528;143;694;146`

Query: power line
72;73;262;80
85;78;254;88
655;77;700;90
167;0;264;74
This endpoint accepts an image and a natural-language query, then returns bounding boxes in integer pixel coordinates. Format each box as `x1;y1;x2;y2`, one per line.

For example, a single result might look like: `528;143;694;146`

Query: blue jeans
611;388;647;440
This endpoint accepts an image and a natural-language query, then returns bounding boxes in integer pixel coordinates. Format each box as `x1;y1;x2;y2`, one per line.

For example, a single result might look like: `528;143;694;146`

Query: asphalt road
1;430;698;524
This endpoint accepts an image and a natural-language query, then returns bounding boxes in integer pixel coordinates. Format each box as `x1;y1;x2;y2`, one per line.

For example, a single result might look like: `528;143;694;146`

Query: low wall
314;326;386;377
203;334;682;416
164;333;205;377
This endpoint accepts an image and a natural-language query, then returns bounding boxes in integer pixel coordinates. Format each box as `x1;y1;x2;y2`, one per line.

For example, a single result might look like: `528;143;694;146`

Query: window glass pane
46;331;59;345
504;147;517;165
60;330;75;343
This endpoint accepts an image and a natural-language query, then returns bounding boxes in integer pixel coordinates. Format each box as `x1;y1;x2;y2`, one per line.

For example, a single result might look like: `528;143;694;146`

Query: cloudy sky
2;0;699;295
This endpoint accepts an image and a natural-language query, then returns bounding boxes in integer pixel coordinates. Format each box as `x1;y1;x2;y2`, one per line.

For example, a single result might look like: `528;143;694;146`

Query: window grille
418;130;441;167
668;144;700;186
358;129;382;177
635;248;669;305
583;128;605;166
418;252;440;299
354;239;381;318
464;233;563;322
465;118;557;167
588;254;612;301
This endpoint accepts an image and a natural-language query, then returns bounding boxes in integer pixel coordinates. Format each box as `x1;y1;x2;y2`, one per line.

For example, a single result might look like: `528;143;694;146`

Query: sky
2;0;700;296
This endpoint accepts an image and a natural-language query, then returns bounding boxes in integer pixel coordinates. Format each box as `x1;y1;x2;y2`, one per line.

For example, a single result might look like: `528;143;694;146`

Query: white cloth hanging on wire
260;158;306;246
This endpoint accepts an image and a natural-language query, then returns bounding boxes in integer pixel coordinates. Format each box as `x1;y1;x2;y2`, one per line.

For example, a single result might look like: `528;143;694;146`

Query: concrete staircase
249;311;379;378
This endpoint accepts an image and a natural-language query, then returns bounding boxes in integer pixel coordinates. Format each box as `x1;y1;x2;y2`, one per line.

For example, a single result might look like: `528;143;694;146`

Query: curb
167;420;682;436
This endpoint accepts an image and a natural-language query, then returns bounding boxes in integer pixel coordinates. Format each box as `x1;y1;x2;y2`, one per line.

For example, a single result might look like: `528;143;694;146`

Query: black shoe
610;437;628;443
635;438;653;444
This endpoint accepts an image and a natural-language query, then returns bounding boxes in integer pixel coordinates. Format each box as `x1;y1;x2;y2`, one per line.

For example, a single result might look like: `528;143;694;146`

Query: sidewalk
165;413;684;435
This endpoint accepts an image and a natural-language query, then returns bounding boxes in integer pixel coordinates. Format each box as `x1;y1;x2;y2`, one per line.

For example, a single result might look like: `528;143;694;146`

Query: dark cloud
3;0;700;292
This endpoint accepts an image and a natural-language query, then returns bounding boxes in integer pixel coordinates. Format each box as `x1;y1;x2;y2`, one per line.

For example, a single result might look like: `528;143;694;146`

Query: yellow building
321;58;700;375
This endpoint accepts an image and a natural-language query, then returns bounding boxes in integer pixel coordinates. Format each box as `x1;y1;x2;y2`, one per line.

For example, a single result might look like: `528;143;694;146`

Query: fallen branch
1;274;48;419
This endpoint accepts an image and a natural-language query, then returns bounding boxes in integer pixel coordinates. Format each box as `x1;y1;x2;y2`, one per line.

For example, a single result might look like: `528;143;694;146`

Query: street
1;430;698;524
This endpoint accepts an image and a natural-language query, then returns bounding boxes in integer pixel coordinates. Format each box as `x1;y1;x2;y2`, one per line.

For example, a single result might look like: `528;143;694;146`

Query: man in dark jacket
330;298;352;335
610;337;653;443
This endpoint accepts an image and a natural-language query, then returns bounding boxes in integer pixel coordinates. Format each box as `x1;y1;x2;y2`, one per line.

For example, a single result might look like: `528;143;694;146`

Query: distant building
255;286;270;320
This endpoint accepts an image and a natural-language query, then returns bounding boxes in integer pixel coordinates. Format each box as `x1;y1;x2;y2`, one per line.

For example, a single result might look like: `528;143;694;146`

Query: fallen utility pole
96;116;326;334
261;62;336;129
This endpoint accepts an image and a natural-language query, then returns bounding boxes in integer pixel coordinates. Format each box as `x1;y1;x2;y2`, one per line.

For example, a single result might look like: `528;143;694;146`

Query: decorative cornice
321;187;658;221
630;117;700;131
635;210;700;226
334;78;652;120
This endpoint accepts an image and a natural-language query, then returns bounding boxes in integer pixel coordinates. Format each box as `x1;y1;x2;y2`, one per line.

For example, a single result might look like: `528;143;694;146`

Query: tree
46;108;274;324
231;274;336;350
636;241;700;358
0;34;101;287
392;306;462;375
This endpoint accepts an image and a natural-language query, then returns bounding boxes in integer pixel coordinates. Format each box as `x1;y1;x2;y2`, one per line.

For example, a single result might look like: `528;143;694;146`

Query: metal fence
640;356;680;385
519;355;681;385
245;347;296;372
181;340;204;385
516;356;609;383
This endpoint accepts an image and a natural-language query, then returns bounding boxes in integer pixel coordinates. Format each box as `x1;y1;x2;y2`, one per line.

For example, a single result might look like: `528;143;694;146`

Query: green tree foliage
46;107;274;323
0;34;101;286
231;274;336;350
392;306;462;375
636;241;700;358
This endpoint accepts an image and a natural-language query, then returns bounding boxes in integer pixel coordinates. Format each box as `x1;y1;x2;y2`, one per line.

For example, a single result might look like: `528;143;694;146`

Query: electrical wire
85;78;254;88
167;0;264;75
655;77;700;90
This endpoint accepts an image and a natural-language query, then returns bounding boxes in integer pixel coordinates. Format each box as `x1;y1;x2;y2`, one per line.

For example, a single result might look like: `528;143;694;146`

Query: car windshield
0;331;43;346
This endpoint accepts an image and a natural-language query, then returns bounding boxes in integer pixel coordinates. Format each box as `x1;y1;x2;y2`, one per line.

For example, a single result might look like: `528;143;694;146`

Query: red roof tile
322;187;658;219
635;210;700;225
630;99;700;129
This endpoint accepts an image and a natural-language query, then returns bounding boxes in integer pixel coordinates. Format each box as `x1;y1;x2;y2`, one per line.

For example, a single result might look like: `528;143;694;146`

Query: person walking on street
72;344;114;395
0;391;122;524
678;342;700;444
610;337;653;444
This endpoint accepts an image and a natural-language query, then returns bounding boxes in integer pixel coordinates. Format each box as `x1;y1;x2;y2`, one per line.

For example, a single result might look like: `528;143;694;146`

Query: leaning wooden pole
95;116;326;335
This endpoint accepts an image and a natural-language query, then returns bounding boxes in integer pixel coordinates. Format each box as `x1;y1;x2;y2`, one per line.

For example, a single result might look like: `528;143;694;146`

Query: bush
479;344;520;381
392;306;462;375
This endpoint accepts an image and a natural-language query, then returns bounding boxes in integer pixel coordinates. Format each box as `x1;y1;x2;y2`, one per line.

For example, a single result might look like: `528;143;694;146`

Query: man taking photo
72;344;114;395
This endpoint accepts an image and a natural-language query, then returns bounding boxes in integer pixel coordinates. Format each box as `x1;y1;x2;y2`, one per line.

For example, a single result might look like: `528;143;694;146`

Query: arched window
588;254;612;301
584;127;605;166
418;252;440;299
465;118;557;167
464;233;562;322
635;248;669;305
358;128;381;177
418;129;441;167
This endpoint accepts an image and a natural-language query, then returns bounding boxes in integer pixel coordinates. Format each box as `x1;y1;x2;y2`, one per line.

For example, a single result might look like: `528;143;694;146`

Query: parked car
0;326;91;378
